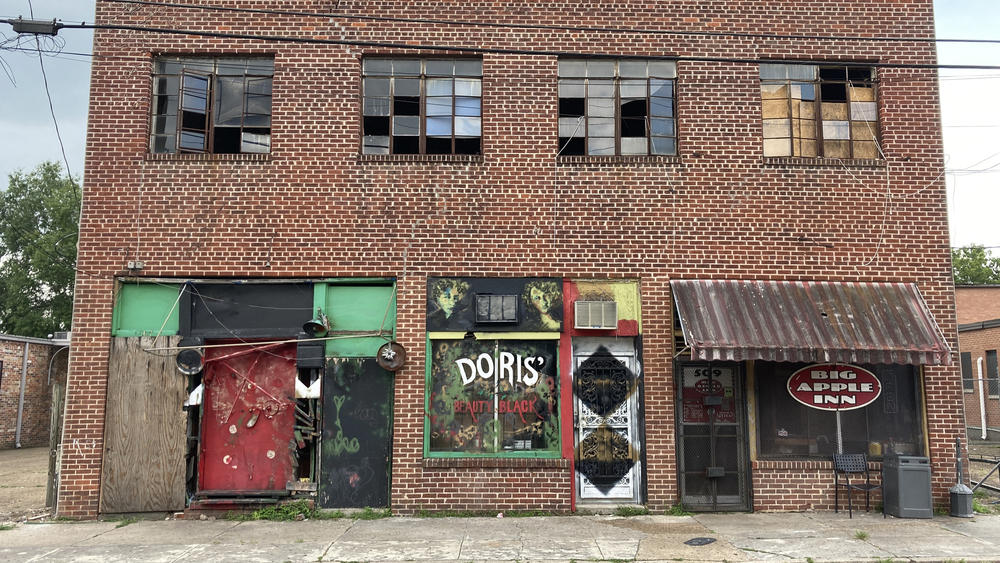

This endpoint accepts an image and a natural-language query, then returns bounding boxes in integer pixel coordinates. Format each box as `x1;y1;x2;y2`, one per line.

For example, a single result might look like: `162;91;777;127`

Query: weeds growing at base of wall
415;509;556;518
664;504;693;516
225;501;389;521
614;505;651;516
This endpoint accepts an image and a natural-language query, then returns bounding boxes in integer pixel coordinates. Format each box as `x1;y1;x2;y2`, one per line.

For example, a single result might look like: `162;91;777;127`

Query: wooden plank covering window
100;336;186;513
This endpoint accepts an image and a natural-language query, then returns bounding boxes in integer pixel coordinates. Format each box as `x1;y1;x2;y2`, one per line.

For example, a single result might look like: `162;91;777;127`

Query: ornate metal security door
676;363;750;511
573;340;641;502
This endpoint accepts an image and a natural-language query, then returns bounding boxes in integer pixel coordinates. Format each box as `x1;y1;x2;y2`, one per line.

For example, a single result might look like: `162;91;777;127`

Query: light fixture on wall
303;308;331;337
376;341;406;372
176;337;205;375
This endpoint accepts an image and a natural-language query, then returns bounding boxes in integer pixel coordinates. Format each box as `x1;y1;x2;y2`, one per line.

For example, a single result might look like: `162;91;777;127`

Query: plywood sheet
100;336;186;513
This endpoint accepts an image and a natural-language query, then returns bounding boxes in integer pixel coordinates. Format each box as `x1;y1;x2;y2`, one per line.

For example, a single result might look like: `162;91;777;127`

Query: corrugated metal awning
670;280;951;366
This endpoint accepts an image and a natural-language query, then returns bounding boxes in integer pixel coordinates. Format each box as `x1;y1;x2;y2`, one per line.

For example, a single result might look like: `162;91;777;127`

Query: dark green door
319;359;394;508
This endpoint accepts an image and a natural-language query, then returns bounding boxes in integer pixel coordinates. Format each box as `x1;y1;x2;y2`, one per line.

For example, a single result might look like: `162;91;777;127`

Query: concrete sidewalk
2;511;1000;562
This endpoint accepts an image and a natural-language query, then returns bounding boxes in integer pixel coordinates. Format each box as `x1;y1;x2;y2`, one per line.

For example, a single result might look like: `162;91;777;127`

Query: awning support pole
835;410;843;455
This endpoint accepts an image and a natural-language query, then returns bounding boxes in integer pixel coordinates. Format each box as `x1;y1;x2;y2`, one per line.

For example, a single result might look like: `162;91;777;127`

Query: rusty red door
198;342;297;492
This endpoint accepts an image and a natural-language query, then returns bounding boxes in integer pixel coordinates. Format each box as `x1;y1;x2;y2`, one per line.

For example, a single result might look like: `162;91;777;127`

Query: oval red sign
786;363;881;411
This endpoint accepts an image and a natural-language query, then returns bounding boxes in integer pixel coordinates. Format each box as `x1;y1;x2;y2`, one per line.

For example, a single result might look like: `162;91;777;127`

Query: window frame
424;335;561;459
150;56;274;155
987;350;999;397
754;362;925;461
557;58;677;157
760;63;881;160
361;58;483;156
961;351;974;393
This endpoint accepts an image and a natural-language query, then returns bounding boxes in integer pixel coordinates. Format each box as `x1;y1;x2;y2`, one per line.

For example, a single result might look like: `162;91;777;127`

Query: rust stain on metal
670;280;951;366
199;342;297;493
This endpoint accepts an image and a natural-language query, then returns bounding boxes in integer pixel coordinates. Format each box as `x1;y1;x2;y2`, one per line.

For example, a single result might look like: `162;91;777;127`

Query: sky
0;1;998;250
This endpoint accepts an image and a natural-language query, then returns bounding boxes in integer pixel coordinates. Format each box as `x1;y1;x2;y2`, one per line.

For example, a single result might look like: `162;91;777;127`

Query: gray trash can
882;455;933;518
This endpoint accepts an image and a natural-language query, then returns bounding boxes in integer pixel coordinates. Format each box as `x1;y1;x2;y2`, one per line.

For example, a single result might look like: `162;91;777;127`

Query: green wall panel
319;283;396;357
112;283;181;336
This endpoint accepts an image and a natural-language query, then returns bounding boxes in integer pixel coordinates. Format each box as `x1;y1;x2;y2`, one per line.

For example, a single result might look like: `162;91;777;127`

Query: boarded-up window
961;351;974;392
759;64;879;159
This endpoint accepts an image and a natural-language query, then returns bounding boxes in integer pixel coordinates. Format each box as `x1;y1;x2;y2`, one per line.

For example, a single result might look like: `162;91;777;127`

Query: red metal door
198;342;297;493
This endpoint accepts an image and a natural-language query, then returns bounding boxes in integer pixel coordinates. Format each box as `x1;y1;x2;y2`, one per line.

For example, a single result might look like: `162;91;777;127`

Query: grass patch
972;499;993;514
0;524;15;531
855;530;869;540
414;509;553;517
614;505;651;517
114;517;139;528
665;504;694;516
226;501;358;522
352;507;391;520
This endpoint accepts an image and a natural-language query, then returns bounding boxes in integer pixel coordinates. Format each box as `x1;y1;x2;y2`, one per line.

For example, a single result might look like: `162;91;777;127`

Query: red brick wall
0;339;61;449
62;0;960;517
960;326;1000;437
955;287;1000;325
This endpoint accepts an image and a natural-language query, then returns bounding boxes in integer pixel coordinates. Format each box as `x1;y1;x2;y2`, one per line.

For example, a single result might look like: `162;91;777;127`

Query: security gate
676;362;750;511
573;338;642;503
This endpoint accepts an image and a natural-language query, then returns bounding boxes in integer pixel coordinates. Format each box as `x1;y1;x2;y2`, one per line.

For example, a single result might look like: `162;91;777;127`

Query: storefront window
756;362;924;460
427;339;559;456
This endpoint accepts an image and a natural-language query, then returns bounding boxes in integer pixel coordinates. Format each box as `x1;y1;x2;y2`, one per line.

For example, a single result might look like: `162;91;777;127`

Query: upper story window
362;58;483;155
150;56;274;154
760;63;879;159
558;59;676;156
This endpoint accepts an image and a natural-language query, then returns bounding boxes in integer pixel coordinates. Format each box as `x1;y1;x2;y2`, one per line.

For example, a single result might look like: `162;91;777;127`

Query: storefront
671;279;951;511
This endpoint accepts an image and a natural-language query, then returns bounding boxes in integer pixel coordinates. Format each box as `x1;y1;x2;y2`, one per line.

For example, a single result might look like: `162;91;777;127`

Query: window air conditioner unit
574;301;618;330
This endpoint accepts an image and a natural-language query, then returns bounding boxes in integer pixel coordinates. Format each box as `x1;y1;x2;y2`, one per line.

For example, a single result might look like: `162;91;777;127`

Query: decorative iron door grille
574;345;641;502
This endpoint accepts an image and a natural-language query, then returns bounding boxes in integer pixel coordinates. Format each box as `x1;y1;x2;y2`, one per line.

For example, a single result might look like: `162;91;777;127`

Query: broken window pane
362;58;482;155
558;58;677;156
150;56;272;154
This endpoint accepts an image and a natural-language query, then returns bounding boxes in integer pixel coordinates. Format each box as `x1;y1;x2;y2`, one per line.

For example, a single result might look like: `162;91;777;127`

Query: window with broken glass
760;64;879;159
558;59;676;156
150;57;273;154
362;58;482;155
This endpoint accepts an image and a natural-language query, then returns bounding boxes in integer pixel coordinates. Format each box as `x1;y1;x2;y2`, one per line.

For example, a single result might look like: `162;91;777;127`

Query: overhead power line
30;21;1000;71
98;0;1000;46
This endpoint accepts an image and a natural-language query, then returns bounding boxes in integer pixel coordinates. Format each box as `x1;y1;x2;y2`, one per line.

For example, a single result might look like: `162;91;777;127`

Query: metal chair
833;453;884;518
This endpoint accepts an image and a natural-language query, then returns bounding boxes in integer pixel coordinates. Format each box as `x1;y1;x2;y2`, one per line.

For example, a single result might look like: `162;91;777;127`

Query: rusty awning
670;280;951;366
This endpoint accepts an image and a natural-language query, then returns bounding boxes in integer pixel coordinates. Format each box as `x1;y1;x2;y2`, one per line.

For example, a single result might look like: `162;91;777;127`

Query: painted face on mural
432;279;470;318
522;280;561;330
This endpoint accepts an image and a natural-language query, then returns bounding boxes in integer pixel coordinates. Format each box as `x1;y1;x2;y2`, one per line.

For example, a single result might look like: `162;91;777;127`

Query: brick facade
956;287;1000;439
0;337;66;449
62;0;961;518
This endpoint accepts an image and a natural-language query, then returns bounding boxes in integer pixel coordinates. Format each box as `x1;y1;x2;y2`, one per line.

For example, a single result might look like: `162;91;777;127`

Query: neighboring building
956;286;1000;441
60;0;961;519
0;334;69;449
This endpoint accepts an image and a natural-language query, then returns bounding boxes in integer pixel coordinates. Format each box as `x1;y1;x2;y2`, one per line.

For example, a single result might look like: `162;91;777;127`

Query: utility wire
96;0;1000;46
33;21;1000;71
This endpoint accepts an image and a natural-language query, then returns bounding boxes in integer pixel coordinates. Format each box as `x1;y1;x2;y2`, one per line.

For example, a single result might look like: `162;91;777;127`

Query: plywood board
100;336;186;513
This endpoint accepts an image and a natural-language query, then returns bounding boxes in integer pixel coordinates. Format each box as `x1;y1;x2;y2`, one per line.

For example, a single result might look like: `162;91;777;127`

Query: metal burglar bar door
574;344;641;502
677;363;750;511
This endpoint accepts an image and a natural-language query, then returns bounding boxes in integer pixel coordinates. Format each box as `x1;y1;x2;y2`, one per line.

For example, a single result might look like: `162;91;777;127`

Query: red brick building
60;0;961;518
956;286;1000;440
0;334;69;449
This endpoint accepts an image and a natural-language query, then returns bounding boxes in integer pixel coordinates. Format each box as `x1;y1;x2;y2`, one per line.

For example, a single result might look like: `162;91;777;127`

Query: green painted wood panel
112;283;181;336
322;284;396;357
